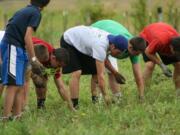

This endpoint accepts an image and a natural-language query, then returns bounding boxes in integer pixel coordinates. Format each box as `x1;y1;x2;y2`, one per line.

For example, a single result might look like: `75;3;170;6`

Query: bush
81;3;115;25
130;0;149;34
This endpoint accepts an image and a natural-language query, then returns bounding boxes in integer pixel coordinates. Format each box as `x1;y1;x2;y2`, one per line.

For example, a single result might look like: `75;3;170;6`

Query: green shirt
91;20;139;64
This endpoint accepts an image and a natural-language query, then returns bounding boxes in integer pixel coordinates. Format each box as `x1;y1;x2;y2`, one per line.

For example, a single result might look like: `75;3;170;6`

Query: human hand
114;72;126;84
159;63;172;77
31;58;45;76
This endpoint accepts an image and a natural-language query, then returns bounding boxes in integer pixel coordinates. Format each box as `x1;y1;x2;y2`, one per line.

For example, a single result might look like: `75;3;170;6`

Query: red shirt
32;37;61;79
140;22;179;56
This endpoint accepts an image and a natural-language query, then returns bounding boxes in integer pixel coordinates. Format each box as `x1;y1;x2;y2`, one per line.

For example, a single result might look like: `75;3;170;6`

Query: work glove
159;63;172;77
30;58;45;76
114;72;126;84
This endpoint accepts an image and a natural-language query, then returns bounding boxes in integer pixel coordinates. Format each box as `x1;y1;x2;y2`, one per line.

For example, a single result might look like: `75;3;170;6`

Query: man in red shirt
26;37;74;110
140;22;180;97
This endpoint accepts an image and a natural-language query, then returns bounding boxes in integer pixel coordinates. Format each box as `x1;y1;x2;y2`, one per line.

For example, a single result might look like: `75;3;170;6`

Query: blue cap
107;35;128;51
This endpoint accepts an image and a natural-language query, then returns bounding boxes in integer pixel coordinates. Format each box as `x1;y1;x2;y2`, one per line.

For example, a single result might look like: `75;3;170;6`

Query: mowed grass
0;58;179;135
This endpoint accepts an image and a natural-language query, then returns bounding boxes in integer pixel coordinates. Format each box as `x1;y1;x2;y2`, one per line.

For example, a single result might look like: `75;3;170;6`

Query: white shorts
106;55;118;73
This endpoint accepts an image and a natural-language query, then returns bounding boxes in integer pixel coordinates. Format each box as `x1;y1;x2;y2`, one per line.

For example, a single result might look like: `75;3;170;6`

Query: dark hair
31;0;50;8
171;37;180;52
53;48;70;65
129;37;147;52
34;44;49;61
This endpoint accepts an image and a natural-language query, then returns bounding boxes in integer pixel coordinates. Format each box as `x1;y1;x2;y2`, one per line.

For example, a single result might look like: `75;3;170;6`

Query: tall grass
130;0;180;34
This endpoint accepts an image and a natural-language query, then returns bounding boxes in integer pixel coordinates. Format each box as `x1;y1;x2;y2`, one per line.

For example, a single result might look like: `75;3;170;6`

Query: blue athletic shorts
0;41;28;86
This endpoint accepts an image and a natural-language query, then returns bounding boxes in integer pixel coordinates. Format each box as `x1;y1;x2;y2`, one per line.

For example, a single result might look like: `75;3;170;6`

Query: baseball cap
107;34;128;51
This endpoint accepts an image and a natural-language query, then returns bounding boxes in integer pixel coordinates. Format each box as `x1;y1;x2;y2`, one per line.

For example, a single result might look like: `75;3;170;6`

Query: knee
71;70;82;79
145;62;155;71
92;75;98;83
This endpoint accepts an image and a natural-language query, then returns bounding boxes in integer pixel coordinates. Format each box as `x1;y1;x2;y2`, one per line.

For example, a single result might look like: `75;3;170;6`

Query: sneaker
92;96;99;104
112;92;122;104
0;116;13;122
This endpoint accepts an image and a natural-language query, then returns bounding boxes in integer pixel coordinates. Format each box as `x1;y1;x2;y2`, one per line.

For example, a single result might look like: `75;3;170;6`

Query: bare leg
143;61;156;88
22;80;30;110
70;70;81;99
13;86;24;119
108;73;120;95
35;87;47;109
108;73;122;103
32;73;48;109
22;68;32;109
0;84;4;97
35;87;47;99
69;70;81;108
173;62;180;97
91;75;98;96
3;86;19;119
91;75;99;103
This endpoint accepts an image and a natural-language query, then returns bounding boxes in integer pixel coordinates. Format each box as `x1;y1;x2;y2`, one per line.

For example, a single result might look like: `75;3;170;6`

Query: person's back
64;25;110;61
140;22;179;55
92;20;139;63
3;5;41;49
140;22;178;40
91;19;133;39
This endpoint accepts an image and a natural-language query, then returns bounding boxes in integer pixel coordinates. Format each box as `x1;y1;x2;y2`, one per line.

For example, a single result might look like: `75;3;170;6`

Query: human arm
54;76;75;111
24;27;36;59
96;60;111;105
104;58;126;84
145;48;172;77
145;48;161;65
24;27;44;75
132;63;145;99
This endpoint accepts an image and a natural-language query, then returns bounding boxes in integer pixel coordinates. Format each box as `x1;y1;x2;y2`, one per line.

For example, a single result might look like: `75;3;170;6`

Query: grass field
0;58;179;135
0;0;180;135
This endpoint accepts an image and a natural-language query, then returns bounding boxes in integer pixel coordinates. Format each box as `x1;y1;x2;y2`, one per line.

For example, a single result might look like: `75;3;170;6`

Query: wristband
31;57;37;62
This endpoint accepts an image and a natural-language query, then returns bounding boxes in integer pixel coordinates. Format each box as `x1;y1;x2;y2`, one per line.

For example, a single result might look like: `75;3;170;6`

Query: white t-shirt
64;25;110;62
0;31;5;43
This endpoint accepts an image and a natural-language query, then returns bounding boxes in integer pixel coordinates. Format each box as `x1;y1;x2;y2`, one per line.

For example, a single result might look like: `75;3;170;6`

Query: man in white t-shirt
60;26;146;108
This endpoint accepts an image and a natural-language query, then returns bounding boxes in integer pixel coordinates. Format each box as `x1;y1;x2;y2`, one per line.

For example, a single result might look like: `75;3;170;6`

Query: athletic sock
92;96;98;104
112;92;122;104
37;98;46;109
113;92;122;98
71;98;79;109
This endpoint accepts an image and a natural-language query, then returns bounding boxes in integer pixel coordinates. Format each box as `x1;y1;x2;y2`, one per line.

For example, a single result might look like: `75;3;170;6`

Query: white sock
113;92;122;98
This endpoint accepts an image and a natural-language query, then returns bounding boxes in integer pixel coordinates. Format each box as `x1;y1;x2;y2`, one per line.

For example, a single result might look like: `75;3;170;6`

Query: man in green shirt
91;19;144;100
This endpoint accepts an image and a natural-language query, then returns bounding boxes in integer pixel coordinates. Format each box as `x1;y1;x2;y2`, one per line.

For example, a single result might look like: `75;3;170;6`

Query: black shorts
60;36;97;75
142;52;180;65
